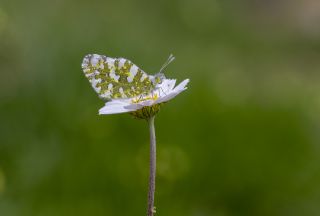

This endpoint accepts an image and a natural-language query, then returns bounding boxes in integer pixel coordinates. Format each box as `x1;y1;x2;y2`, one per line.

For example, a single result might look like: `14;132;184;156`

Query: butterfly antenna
159;54;175;74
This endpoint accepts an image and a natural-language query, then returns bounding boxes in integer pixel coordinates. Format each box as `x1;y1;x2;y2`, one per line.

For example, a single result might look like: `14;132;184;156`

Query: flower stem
147;115;156;216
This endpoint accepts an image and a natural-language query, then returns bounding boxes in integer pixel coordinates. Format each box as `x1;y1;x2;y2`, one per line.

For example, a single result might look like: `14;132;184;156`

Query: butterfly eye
154;73;166;85
155;77;162;84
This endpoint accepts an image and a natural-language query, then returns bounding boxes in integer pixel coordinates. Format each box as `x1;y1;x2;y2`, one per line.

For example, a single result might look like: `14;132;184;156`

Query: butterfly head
153;72;166;85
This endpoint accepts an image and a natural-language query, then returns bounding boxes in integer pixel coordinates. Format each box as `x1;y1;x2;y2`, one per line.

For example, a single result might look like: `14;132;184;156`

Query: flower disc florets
130;104;162;119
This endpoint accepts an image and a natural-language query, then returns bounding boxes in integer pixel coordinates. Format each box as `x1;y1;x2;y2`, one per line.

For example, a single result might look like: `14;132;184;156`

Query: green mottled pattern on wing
82;54;155;100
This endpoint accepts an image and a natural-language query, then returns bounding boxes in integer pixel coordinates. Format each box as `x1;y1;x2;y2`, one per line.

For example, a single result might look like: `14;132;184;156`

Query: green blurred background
1;0;320;215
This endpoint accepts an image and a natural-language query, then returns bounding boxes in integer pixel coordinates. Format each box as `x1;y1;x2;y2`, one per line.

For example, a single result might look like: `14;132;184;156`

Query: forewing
82;54;155;100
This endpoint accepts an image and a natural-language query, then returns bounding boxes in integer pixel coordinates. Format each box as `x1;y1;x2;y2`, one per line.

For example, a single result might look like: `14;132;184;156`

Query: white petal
158;79;176;93
124;99;155;110
154;90;183;104
140;100;155;106
154;79;189;104
99;100;137;115
124;103;143;110
173;79;189;92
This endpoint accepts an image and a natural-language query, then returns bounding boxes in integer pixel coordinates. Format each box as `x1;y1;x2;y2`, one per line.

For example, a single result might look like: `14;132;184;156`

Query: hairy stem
147;116;156;216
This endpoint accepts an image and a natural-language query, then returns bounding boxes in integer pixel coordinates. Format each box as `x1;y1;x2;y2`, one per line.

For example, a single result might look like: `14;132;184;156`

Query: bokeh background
1;0;320;215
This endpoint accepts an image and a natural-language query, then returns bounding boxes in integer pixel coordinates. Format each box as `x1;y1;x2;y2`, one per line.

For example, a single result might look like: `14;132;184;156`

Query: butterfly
81;54;174;101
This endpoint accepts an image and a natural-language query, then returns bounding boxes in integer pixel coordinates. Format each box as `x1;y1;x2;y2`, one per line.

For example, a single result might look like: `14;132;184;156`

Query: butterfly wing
82;54;156;100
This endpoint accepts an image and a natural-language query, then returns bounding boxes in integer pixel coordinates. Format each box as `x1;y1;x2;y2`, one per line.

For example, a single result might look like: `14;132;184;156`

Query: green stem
147;116;156;216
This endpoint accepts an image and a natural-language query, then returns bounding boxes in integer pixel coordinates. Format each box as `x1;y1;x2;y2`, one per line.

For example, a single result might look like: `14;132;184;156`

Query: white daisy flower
82;53;189;119
82;53;189;216
99;78;189;118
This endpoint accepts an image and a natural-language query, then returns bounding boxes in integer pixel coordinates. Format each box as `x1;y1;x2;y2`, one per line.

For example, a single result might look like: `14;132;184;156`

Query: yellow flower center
131;93;159;104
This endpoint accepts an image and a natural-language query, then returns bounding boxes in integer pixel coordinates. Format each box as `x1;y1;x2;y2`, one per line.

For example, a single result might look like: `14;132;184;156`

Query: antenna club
159;54;176;74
